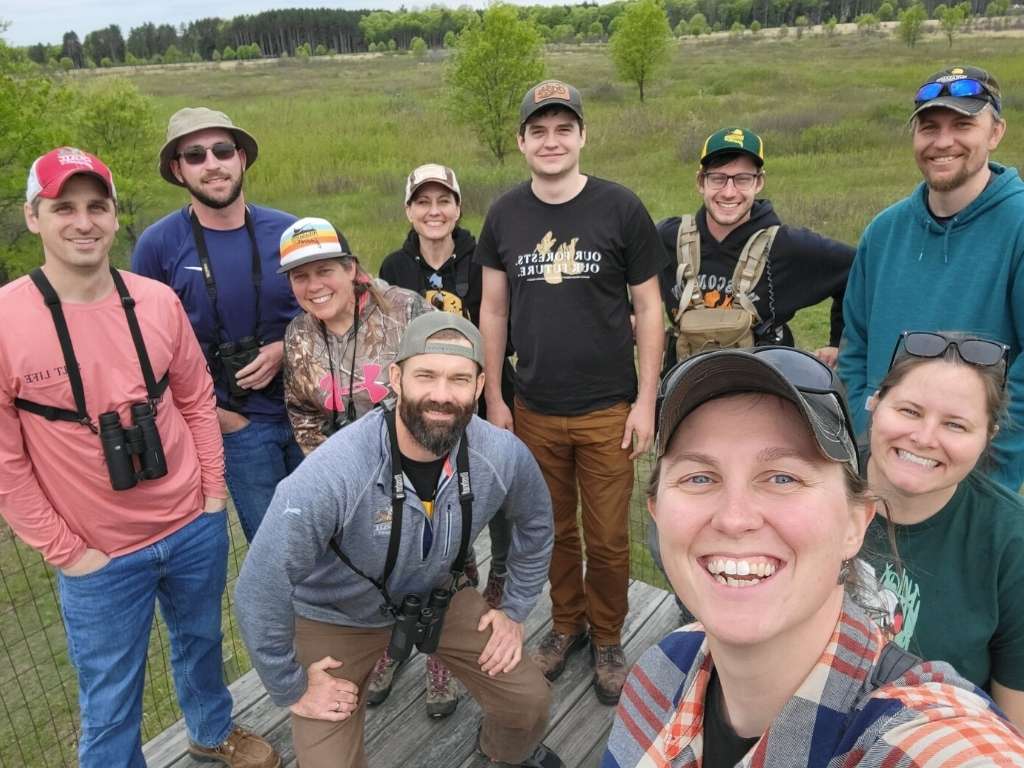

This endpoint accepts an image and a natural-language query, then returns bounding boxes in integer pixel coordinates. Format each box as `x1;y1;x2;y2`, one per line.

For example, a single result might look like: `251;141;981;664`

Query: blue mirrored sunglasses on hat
915;78;1000;112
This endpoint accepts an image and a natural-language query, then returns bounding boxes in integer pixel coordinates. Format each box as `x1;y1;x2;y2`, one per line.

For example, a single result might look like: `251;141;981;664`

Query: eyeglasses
700;172;762;192
915;78;1001;112
889;331;1009;387
176;142;238;166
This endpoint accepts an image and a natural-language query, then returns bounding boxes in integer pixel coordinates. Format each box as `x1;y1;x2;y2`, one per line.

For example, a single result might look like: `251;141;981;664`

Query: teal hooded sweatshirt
839;162;1024;491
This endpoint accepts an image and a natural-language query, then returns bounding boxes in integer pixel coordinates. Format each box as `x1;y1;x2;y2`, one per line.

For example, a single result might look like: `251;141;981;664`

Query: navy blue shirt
132;204;300;421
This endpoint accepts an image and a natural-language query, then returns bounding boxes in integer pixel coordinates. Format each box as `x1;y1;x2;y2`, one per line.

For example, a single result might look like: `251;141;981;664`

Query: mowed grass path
3;32;1021;766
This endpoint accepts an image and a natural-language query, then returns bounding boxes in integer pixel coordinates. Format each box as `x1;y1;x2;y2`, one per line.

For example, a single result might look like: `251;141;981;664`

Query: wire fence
0;457;666;767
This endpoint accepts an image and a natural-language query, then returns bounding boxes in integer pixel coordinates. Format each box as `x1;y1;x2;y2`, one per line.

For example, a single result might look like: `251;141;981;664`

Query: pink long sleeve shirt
0;271;226;568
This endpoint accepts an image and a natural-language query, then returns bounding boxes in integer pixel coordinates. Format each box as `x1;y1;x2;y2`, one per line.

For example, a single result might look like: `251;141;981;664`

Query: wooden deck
143;531;679;768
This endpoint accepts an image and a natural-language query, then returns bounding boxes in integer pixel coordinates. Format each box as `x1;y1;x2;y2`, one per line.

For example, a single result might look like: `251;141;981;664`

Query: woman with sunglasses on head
861;330;1024;728
603;347;1024;767
279;217;432;453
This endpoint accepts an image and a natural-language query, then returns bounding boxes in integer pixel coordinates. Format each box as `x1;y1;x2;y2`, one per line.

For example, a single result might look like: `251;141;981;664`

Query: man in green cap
658;127;854;369
132;107;303;543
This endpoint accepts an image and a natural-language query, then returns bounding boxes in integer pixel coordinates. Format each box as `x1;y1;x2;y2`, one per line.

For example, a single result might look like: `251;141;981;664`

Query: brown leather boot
591;642;627;705
530;629;588;681
188;725;281;767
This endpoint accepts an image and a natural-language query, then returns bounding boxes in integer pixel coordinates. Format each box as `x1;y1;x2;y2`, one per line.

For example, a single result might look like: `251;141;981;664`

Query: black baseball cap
656;348;859;474
519;80;584;127
911;65;1002;119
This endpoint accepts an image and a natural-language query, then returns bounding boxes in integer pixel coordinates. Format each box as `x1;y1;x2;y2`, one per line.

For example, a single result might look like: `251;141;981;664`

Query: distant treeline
21;0;1017;67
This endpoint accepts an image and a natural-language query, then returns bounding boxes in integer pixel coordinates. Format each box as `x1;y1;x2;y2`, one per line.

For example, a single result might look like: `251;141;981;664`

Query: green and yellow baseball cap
700;127;765;167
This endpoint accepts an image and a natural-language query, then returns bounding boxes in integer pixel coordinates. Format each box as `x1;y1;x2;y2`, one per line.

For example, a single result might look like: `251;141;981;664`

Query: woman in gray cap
603;347;1024;767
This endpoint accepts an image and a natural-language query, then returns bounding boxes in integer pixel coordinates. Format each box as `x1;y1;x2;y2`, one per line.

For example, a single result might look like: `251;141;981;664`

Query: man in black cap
838;65;1024;491
475;79;666;705
132;107;303;542
658;127;853;369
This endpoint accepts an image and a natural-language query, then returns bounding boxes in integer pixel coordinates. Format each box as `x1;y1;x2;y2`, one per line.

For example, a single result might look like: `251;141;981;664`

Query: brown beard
399;393;474;457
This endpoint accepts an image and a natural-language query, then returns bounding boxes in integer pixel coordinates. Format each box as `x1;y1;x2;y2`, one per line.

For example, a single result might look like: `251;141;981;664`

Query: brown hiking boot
482;571;506;609
531;629;588;681
591;642;627;705
188;725;280;767
366;650;404;706
425;654;458;718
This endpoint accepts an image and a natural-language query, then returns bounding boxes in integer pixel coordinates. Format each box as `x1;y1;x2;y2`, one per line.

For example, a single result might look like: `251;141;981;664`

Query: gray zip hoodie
235;408;553;707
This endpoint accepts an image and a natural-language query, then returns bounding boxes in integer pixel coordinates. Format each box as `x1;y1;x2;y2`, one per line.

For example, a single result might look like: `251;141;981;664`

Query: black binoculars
98;402;168;491
387;588;452;662
218;336;260;398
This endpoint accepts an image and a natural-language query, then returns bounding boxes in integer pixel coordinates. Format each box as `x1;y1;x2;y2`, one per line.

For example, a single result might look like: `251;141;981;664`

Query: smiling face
912;107;1005;193
287;258;357;327
868;360;990;501
24;175;118;278
697;154;764;238
650;394;870;650
406;182;460;244
171;128;246;209
517;109;586;180
389;347;484;457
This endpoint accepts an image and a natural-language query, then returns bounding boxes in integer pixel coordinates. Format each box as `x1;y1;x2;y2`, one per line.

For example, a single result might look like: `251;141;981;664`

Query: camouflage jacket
284;280;433;454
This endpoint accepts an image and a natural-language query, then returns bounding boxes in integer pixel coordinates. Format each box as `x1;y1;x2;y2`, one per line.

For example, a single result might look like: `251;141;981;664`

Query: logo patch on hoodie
373;506;393;537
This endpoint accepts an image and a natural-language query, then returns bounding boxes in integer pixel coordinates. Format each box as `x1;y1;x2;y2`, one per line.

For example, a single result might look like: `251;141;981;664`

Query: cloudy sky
4;0;490;46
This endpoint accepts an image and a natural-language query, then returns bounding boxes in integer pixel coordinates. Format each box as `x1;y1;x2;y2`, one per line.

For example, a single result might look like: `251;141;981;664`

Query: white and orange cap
26;147;117;203
278;217;354;273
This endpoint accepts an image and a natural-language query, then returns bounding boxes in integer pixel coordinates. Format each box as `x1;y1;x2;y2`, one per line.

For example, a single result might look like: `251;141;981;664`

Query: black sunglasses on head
177;141;238;166
889;331;1009;387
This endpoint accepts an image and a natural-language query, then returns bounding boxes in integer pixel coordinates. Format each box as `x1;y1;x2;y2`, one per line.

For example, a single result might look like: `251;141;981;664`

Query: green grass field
4;29;1024;764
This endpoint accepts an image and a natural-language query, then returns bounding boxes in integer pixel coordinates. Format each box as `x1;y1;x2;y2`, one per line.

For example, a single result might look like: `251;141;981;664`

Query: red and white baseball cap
26;147;117;203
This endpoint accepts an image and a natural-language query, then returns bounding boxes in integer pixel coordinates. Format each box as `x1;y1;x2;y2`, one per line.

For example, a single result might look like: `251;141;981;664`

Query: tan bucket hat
158;107;259;186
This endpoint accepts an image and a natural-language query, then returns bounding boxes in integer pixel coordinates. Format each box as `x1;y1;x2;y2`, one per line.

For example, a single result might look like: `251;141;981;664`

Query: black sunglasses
889;331;1009;387
915;78;1000;112
177;141;238;166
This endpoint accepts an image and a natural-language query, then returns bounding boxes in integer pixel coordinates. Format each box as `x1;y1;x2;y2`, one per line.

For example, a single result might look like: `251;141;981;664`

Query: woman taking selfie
863;331;1024;728
603;347;1024;767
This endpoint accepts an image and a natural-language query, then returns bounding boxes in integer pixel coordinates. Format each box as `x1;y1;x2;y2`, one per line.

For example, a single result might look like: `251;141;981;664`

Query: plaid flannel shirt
603;598;1024;767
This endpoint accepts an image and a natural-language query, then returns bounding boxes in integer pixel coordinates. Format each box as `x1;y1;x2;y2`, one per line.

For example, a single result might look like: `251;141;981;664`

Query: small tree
222;45;236;60
730;20;745;37
689;12;708;35
446;4;545;162
825;15;838;35
750;19;762;33
588;20;605;39
163;44;183;64
387;38;397;52
878;1;896;20
794;14;809;36
443;30;456;47
609;0;672;102
898;4;927;46
778;23;790;37
939;4;966;44
100;56;113;67
856;13;880;34
410;36;428;57
315;43;327;56
211;49;221;62
295;42;311;58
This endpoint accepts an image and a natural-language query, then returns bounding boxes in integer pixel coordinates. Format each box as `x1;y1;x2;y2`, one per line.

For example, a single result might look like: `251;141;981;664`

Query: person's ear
388;362;402;394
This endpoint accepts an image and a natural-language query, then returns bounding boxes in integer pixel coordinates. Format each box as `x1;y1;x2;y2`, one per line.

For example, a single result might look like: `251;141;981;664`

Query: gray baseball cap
519;80;584;127
158;107;259;186
395;312;483;367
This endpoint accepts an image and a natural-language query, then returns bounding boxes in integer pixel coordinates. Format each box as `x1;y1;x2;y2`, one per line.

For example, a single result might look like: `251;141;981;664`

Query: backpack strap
869;642;921;691
674;215;703;317
730;225;779;322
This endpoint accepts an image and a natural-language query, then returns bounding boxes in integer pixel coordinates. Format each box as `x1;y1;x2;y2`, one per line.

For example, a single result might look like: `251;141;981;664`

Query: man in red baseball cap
0;147;280;768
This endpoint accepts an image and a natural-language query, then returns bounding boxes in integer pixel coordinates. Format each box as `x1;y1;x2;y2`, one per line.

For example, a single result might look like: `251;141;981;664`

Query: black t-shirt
702;669;759;768
401;451;447;559
474;176;665;415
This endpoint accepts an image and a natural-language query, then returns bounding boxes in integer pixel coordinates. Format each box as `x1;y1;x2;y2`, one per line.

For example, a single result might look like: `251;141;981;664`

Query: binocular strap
328;406;475;615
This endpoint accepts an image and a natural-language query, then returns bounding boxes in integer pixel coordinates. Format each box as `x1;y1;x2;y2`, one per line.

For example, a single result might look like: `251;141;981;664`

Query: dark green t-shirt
864;471;1024;691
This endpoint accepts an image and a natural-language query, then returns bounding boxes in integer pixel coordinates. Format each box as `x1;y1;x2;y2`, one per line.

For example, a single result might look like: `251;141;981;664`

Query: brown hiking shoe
366;650;404;706
591;642;627;705
188;725;280;767
425;654;458;718
531;629;588;681
482;571;506;609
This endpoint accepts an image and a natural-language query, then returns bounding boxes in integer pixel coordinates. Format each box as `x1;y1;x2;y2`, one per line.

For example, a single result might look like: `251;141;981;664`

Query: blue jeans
222;418;304;541
58;511;234;767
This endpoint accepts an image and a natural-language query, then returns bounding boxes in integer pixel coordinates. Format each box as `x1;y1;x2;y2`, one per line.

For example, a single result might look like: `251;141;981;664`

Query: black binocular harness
14;267;168;431
328;407;474;618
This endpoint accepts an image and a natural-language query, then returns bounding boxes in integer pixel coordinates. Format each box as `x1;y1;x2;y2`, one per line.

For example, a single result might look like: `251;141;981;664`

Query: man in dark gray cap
475;79;666;705
132;107;303;542
235;312;563;768
838;65;1024;491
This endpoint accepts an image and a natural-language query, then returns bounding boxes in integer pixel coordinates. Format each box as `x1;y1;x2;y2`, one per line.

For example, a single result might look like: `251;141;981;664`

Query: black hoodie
658;200;853;347
379;227;481;325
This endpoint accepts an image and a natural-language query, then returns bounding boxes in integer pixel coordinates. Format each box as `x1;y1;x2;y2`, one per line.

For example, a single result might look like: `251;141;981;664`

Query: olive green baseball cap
158;107;259;186
700;127;765;167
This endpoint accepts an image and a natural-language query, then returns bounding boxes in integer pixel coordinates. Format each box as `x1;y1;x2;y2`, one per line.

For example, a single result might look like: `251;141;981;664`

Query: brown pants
291;587;551;768
513;400;633;645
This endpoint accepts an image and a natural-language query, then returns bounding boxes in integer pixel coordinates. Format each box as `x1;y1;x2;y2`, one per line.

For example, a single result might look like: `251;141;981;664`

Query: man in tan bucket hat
132;107;304;545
